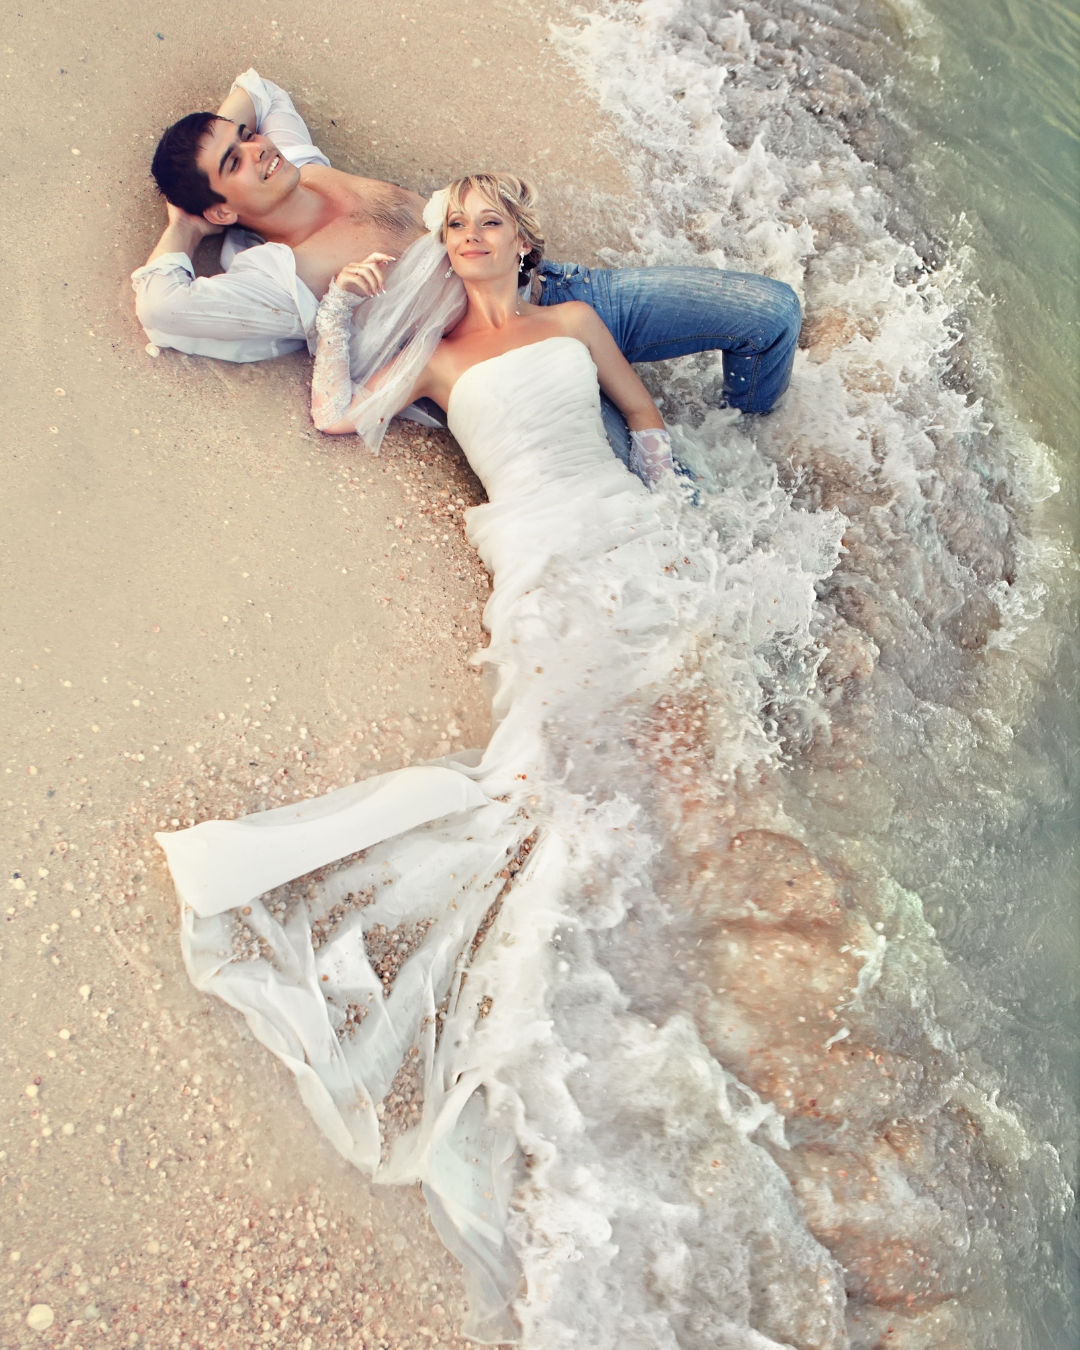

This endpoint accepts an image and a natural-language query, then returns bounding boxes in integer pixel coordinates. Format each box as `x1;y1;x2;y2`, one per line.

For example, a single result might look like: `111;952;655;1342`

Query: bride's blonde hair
439;173;545;277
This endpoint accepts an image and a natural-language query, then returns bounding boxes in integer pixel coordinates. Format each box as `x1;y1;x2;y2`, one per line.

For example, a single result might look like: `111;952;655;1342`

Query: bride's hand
335;254;397;299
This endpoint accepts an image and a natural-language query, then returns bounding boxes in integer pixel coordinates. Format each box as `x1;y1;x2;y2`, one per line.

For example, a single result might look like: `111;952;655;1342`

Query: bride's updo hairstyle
439;173;545;282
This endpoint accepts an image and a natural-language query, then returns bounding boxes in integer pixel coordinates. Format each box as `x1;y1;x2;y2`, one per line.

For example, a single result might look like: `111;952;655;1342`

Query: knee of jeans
746;277;800;347
767;278;802;334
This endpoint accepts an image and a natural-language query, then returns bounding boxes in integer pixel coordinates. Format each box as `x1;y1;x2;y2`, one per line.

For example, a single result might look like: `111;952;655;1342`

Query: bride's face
445;190;523;283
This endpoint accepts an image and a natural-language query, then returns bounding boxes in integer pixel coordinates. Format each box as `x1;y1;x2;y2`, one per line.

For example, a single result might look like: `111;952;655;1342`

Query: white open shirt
132;70;330;363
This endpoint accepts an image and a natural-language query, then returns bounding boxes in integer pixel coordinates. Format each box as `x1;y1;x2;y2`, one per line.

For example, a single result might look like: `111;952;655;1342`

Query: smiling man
134;70;801;456
134;70;427;363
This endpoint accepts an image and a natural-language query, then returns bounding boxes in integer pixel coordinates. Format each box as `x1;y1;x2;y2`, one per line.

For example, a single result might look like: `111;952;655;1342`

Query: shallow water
547;0;1078;1343
884;0;1079;461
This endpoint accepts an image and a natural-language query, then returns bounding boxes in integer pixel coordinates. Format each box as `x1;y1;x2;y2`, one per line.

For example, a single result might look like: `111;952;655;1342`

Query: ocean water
540;0;1077;1344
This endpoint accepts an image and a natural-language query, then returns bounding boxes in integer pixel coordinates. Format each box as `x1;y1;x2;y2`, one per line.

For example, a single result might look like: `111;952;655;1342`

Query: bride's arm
310;279;367;433
564;304;675;484
311;257;437;435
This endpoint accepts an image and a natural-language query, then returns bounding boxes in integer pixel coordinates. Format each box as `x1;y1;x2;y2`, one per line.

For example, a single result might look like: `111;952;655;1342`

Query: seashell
26;1304;54;1330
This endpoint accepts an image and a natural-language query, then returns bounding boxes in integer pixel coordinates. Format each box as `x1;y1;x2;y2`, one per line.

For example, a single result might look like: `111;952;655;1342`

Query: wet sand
0;2;630;1344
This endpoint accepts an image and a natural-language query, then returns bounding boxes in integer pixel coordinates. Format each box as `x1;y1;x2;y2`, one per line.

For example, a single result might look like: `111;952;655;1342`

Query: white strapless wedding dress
157;338;837;1347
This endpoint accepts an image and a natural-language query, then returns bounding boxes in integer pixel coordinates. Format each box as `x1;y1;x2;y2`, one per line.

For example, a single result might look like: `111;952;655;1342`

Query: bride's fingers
337;270;381;297
336;255;397;297
342;255;396;275
353;269;385;297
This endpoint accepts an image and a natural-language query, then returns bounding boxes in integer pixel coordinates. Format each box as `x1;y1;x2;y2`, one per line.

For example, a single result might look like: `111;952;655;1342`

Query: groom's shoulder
298;160;337;185
297;161;386;200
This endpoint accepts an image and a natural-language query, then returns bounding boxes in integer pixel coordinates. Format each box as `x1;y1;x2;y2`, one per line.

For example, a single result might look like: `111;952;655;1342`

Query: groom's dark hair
151;113;228;216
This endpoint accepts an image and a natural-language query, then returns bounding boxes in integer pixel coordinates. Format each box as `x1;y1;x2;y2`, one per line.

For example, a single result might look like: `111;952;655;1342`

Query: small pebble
26;1304;54;1331
79;985;92;1000
8;1251;20;1264
62;1122;75;1135
24;1084;38;1098
145;343;161;358
59;1028;71;1040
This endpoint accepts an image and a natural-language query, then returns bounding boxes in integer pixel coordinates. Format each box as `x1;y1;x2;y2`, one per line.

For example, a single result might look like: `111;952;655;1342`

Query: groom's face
195;118;300;226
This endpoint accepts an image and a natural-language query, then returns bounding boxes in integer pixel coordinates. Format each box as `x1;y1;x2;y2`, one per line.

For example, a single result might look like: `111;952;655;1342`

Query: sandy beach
1;2;629;1345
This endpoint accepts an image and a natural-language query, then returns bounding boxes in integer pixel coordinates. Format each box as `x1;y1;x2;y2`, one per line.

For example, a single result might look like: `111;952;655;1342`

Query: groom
135;70;801;457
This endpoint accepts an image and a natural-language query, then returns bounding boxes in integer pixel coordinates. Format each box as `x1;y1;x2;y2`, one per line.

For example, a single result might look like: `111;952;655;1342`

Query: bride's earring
444;266;454;279
517;253;529;316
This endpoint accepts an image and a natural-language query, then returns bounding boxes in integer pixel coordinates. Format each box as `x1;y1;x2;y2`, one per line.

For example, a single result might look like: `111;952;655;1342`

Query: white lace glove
311;280;366;431
629;427;675;486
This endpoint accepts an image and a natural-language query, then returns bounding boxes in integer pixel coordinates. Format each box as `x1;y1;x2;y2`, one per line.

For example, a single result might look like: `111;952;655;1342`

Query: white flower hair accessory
422;187;451;235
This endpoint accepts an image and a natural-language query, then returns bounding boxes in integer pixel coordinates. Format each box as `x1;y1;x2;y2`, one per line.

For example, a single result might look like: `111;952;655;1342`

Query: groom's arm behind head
220;69;330;170
216;81;256;132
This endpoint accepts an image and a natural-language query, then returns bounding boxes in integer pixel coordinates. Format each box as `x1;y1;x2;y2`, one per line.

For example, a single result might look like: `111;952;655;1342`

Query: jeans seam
743;351;762;405
624;334;765;362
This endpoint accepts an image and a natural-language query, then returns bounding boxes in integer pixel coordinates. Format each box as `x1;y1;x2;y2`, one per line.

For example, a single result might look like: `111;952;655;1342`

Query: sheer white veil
345;189;466;452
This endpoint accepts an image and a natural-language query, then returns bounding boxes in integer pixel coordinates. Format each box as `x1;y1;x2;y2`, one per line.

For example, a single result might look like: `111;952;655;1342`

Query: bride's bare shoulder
538;299;603;335
542;299;592;322
542;300;615;345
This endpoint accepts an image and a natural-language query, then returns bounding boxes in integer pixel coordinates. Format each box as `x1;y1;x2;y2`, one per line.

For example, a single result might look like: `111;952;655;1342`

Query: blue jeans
538;262;801;465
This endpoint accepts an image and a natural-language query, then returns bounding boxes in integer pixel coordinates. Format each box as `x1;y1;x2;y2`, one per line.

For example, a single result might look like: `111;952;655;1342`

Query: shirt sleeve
131;244;318;363
230;68;331;168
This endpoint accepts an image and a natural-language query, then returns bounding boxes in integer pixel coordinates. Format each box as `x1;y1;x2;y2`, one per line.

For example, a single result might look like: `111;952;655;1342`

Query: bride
309;173;677;489
157;177;853;1346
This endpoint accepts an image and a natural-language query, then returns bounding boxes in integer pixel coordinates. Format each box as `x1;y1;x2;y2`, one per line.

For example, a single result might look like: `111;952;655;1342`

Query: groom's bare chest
291;170;426;298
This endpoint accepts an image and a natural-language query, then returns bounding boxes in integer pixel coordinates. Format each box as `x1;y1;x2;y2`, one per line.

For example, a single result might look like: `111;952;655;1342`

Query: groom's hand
165;201;226;240
335;254;396;299
144;201;228;267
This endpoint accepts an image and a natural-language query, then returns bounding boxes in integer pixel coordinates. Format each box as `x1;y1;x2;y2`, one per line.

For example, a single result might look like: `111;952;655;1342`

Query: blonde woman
310;173;678;486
